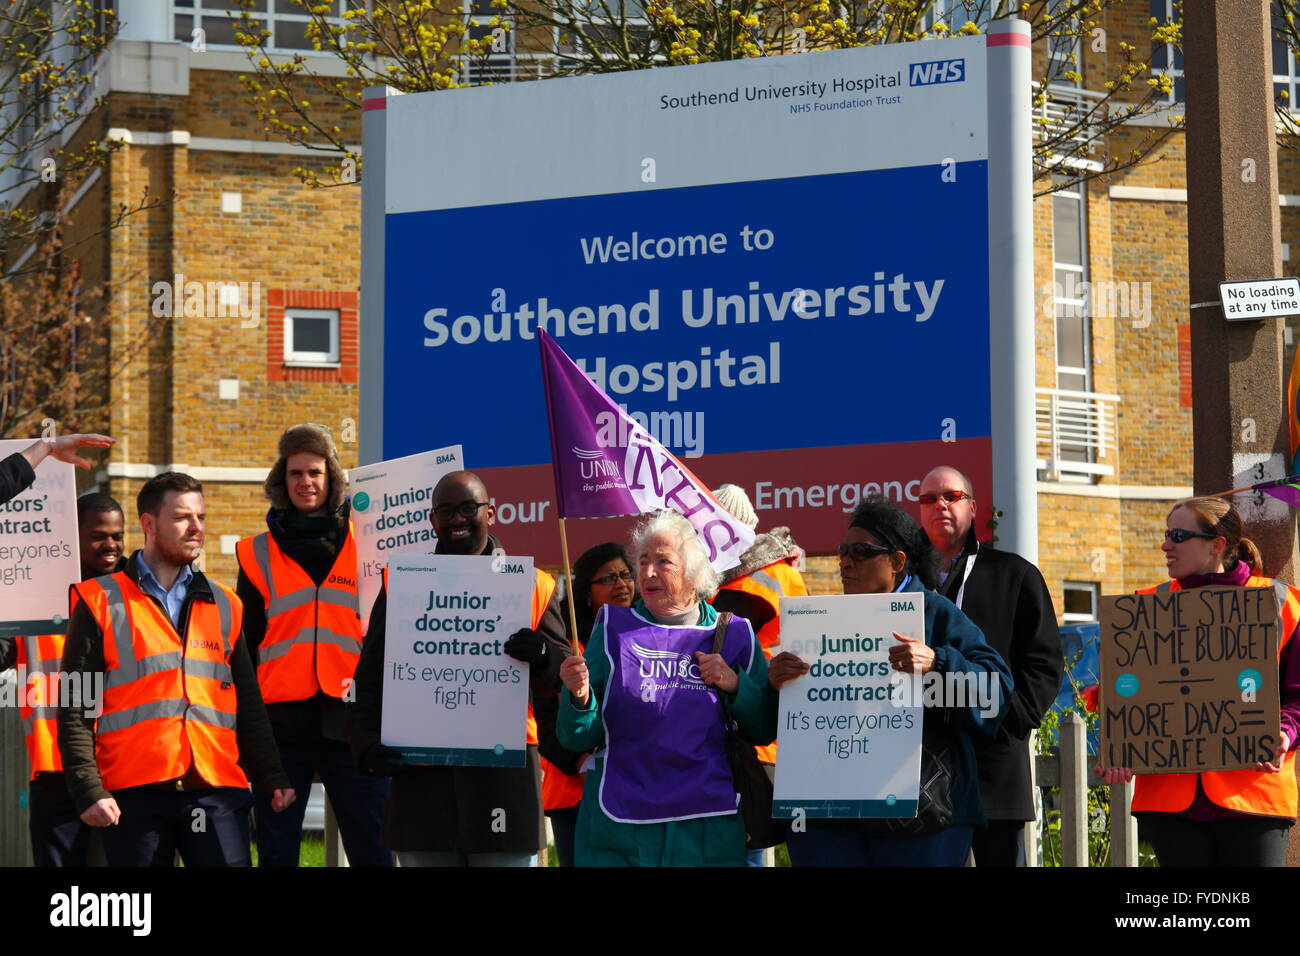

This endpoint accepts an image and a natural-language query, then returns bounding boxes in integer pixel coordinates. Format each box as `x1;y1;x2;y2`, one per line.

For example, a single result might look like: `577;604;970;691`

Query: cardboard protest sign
347;444;464;632
0;440;79;637
773;593;925;819
1099;587;1282;773
381;553;533;766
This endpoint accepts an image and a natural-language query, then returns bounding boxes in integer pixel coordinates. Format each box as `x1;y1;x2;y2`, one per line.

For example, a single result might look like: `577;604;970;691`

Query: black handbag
865;720;955;835
712;612;782;850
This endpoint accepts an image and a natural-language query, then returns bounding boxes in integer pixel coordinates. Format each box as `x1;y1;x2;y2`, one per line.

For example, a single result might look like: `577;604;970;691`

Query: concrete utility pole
1185;0;1297;583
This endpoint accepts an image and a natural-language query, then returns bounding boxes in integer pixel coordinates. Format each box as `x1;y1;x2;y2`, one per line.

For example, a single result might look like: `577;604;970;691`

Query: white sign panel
0;440;79;636
347;444;464;631
773;593;925;818
1219;277;1300;320
380;553;533;766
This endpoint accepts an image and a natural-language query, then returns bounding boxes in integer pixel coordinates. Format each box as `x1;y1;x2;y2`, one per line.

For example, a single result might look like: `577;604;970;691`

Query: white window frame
1062;581;1100;624
917;2;993;35
284;308;340;367
1271;1;1300;112
462;0;554;84
1151;0;1183;105
172;0;353;56
1052;178;1091;395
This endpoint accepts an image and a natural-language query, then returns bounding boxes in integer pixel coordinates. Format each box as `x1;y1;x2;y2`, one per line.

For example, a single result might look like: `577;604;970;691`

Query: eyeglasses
837;542;897;562
433;501;490;521
918;491;971;506
592;570;634;587
1164;528;1220;544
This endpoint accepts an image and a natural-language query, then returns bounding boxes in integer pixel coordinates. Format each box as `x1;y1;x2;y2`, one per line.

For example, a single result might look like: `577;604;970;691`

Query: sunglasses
837;542;897;562
918;491;971;506
433;501;491;521
592;570;634;587
1164;528;1220;544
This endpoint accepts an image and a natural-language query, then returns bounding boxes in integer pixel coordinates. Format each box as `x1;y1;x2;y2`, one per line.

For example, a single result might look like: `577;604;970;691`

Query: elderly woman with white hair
558;510;775;866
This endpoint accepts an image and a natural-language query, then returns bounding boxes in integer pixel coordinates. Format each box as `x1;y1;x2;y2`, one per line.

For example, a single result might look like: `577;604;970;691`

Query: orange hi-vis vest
542;632;585;813
717;559;809;764
382;563;555;747
1131;576;1299;819
17;632;67;776
72;572;248;791
236;527;362;703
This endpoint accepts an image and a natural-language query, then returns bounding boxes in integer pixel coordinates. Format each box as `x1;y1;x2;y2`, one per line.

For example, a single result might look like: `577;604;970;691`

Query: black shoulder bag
712;612;782;850
865;715;955;835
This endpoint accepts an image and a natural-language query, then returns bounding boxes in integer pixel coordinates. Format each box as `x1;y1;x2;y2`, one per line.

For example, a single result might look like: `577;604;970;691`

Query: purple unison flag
537;329;755;572
1262;481;1300;507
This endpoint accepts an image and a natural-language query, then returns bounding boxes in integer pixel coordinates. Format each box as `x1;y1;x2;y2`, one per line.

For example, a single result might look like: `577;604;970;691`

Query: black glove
503;627;550;667
358;743;403;777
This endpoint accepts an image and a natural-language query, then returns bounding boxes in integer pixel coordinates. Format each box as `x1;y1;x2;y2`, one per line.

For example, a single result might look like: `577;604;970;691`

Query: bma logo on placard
908;58;965;86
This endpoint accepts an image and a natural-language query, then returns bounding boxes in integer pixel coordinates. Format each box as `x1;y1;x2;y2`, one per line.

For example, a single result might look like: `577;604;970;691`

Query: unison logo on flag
538;330;755;571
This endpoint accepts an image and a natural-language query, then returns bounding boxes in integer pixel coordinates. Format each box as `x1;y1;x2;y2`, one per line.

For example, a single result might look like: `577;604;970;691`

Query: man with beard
348;470;568;866
917;465;1061;867
58;472;294;866
3;494;126;865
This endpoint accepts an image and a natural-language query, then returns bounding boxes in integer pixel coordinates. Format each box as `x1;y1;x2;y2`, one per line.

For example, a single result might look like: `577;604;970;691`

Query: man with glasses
348;470;569;866
917;466;1062;866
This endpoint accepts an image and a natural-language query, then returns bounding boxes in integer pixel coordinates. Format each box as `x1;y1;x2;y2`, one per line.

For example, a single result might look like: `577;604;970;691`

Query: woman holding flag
536;542;637;867
557;511;774;866
1096;496;1300;866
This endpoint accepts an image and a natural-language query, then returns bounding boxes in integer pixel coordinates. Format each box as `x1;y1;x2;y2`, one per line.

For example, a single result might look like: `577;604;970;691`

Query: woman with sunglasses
536;543;636;866
766;498;1012;866
1095;497;1300;866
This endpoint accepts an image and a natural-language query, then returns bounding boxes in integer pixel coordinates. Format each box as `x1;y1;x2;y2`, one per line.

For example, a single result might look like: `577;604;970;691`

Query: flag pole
558;516;581;655
1209;475;1300;498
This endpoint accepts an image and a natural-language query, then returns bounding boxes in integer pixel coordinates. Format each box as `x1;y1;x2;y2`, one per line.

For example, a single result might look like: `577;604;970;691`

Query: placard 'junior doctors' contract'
773;593;925;818
381;553;533;766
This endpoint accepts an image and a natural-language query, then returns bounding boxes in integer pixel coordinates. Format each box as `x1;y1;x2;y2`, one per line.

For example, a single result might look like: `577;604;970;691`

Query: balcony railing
1036;387;1120;481
1033;82;1108;155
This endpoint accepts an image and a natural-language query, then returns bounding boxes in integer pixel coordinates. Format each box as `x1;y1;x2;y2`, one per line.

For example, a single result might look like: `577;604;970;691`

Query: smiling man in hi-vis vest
236;423;392;867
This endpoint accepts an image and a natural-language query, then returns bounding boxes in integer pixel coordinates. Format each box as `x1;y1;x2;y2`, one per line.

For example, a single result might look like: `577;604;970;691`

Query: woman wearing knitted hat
235;424;392;867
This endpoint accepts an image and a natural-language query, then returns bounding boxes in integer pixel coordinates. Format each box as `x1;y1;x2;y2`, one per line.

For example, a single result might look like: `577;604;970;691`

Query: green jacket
558;599;774;866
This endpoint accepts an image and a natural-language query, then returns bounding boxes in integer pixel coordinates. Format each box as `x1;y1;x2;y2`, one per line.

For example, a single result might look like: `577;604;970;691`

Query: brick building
2;0;1295;620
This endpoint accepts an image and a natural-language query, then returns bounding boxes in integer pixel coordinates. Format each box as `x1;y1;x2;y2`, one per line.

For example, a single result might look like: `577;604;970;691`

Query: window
1272;1;1300;110
1052;176;1090;397
462;0;554;83
1150;0;1184;104
550;0;654;73
173;0;351;53
917;2;994;35
1062;582;1099;624
284;308;339;365
1045;0;1081;87
267;290;358;383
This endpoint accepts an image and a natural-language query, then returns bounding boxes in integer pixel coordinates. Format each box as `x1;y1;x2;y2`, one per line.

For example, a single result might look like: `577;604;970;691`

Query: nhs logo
909;58;965;86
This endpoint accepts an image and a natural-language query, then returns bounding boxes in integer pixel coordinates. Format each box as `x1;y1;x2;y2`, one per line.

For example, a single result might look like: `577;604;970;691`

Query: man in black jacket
348;470;569;867
919;466;1062;866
